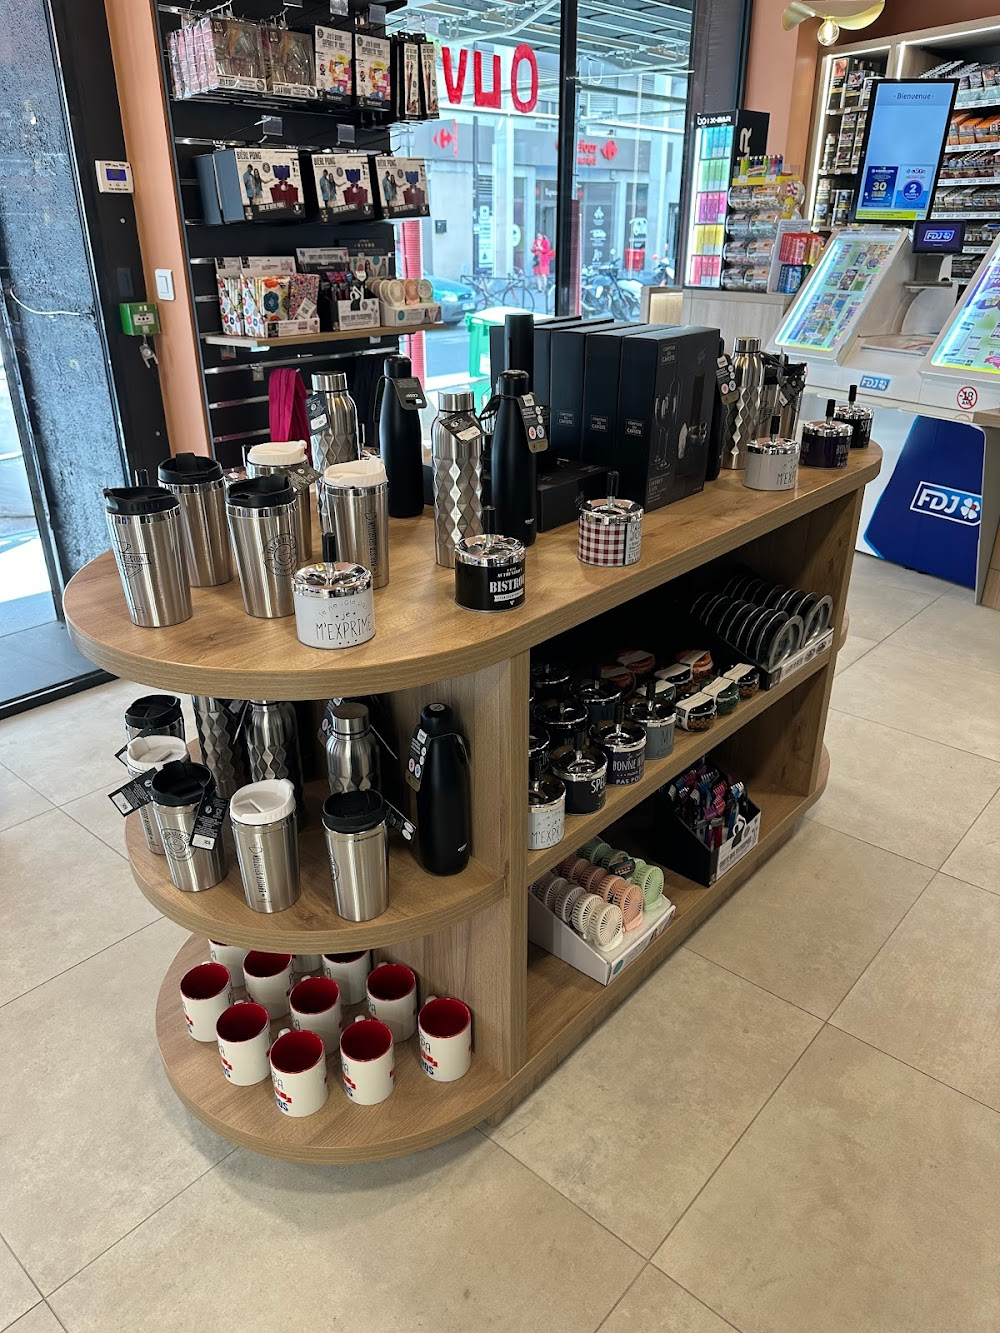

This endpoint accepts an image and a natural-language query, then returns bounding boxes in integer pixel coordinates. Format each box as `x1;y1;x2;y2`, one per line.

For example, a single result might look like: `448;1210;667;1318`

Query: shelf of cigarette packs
810;53;883;232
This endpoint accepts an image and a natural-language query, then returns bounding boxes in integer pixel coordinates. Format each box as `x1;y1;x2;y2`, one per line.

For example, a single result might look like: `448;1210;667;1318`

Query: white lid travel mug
229;779;300;914
320;457;390;589
104;485;192;628
149;760;228;893
124;734;190;855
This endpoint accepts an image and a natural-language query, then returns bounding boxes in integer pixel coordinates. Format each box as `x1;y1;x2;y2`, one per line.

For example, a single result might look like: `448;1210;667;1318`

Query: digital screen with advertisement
852;81;956;224
930;238;1000;375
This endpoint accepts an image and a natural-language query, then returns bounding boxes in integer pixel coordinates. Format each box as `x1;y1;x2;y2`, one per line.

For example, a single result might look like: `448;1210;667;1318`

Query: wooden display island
64;449;880;1163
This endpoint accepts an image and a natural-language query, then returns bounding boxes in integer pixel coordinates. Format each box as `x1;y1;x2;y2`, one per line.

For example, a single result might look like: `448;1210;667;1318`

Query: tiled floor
2;555;1000;1331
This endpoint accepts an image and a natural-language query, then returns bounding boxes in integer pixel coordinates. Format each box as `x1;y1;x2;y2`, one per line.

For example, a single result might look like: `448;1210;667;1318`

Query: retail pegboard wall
156;0;408;466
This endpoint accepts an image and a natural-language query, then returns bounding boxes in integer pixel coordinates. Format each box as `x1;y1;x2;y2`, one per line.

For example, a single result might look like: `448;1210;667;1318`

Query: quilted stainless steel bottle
192;696;250;799
431;390;483;568
245;700;305;818
723;336;763;471
310;372;360;470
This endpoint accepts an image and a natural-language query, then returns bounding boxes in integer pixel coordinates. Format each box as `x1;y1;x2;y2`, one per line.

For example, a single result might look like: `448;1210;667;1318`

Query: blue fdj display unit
864;416;983;588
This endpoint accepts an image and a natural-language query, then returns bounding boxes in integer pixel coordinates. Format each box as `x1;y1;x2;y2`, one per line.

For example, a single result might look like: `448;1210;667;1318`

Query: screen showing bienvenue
855;81;955;223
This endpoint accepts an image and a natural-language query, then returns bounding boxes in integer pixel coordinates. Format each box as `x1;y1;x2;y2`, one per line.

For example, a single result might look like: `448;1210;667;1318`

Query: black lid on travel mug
158;453;224;485
150;760;215;807
125;694;184;731
322;789;385;834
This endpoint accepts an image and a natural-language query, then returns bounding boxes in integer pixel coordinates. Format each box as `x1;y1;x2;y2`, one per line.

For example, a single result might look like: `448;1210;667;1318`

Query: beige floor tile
844;578;938;643
808;710;1000;868
887;593;1000;677
686;822;932;1018
832;874;1000;1110
0;809;160;1005
942;788;1000;894
0;1238;39;1331
833;641;1000;761
0;679;153;805
655;1027;1000;1333
849;553;954;600
0;919;230;1294
49;1134;643;1333
4;1304;62;1333
60;787;130;859
833;634;877;675
599;1268;735;1333
488;949;819;1256
0;765;51;833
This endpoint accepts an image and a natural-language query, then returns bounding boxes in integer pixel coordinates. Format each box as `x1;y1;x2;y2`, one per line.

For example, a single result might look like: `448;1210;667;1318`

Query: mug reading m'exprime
270;1028;329;1118
180;962;233;1042
340;1016;394;1105
216;1001;271;1086
243;951;296;1019
418;996;472;1082
365;962;418;1042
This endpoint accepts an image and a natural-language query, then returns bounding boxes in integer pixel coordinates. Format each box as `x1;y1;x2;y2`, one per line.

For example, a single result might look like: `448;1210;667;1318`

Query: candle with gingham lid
577;470;643;567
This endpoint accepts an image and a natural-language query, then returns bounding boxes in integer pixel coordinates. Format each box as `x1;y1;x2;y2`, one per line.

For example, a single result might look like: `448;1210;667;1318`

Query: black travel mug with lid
409;702;471;876
124;694;186;742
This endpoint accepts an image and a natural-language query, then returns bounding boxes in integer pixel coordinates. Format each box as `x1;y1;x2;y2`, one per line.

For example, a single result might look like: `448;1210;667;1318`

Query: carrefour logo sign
910;482;981;525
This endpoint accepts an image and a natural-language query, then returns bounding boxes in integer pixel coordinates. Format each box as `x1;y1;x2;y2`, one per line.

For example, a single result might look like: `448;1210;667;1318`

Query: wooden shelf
63;448;880;698
157;934;508;1164
202;324;448;350
526;639;833;881
128;775;503;952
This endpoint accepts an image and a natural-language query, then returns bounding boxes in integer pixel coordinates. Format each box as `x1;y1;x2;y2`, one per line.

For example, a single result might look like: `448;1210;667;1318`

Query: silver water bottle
245;440;314;563
226;475;299;619
310;373;360;471
104;486;192;628
149;760;228;893
157;453;232;587
192;696;249;798
324;700;381;794
245;700;305;817
229;779;300;913
431;390;483;569
723;336;764;471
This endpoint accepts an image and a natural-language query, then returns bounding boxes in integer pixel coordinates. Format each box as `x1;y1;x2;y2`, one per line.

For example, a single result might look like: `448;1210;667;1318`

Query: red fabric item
268;368;312;461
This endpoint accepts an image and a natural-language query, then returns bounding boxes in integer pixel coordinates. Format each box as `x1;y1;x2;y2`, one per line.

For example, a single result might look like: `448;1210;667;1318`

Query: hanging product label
108;771;157;816
384;800;416;842
391;376;428;410
406;726;428;791
519;392;549;453
306;392;329;433
190;792;230;851
716;355;739;404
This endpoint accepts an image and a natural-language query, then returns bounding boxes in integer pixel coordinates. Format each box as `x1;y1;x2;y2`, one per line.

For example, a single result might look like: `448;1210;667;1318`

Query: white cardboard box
528;893;677;986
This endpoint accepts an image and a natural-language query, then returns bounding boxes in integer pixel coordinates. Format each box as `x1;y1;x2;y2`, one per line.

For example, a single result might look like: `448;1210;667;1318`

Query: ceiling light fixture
781;1;885;45
817;17;840;44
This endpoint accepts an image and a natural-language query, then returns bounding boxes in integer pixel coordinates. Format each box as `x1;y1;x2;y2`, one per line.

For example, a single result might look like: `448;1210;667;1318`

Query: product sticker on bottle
406;727;428;791
716;355;739;404
518;393;549;454
108;771;156;816
290;461;322;487
391;376;427;411
306;393;329;433
190;792;230;851
384;800;416;842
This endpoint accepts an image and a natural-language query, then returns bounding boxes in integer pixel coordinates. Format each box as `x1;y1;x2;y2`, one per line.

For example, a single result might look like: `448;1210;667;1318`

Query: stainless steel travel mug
324;700;381;794
245;700;305;816
310;372;360;471
192;696;249;798
245;440;314;563
320;457;390;589
124;734;190;854
431;390;483;569
124;694;186;742
157;453;232;587
149;760;228;893
226;475;299;619
229;779;300;913
104;486;192;628
322;790;389;922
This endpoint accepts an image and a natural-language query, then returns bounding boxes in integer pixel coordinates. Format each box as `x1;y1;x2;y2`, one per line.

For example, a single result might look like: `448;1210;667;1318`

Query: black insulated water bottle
409;702;471;876
490;369;538;547
377;354;426;518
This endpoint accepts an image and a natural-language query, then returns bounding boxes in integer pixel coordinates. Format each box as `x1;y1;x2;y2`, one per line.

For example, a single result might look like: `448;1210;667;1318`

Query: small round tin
627;696;676;760
676;649;714;684
590;720;646;786
616;649;655;678
291;560;374;650
578;495;643;567
804;595;834;641
724;664;759;699
703;677;740;715
637;677;677;708
835;388;873;449
455;533;525;612
675;692;717;732
744;435;800;491
655;662;695;698
528;774;566;851
528;726;551;769
548;743;608;814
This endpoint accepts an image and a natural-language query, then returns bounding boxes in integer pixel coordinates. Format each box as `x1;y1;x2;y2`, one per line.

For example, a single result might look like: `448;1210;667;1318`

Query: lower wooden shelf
129;776;504;951
156;751;828;1162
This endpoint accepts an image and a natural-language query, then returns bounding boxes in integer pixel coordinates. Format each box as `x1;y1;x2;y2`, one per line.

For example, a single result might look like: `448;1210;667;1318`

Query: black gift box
549;320;633;460
581;323;679;465
537;461;611;532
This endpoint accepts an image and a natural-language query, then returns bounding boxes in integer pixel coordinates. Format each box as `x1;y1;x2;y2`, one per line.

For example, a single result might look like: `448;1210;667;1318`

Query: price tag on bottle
716;355;739;405
406;727;428;792
108;771;156;815
391;376;427;411
306;392;329;434
384;800;416;842
518;393;549;454
190;792;230;851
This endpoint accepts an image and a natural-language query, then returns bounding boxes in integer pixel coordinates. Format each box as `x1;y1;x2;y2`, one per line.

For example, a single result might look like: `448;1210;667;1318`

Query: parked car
424;275;477;323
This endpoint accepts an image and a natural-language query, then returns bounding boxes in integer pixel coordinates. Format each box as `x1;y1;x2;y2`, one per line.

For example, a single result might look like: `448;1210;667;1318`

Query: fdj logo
910;482;982;526
859;375;890;393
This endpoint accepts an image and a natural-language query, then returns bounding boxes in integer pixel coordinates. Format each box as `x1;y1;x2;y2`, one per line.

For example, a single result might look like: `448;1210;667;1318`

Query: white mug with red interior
340;1016;395;1105
366;962;418;1042
269;1028;329;1118
243;950;295;1019
418;996;472;1082
180;961;233;1042
289;975;342;1046
321;949;371;1005
216;1000;271;1085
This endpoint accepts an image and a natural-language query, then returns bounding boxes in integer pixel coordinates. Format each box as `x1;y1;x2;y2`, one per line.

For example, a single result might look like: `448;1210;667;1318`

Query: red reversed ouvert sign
440;43;539;113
